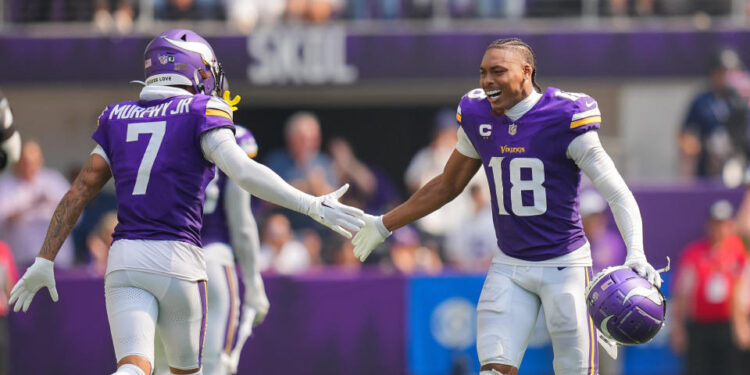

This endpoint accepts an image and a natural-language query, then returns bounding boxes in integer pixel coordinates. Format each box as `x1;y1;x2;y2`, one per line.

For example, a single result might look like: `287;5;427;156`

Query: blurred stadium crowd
2;44;748;275
8;0;750;33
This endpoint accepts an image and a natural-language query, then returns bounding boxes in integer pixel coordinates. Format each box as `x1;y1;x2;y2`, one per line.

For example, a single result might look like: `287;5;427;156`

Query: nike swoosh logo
600;315;614;339
623;286;663;306
585;100;596;108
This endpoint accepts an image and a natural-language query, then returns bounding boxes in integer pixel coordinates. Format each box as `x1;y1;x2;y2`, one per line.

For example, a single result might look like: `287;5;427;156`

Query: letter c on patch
479;124;492;137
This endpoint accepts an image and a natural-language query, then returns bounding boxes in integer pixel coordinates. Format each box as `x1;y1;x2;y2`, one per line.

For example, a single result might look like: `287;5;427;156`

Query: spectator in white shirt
0;141;74;269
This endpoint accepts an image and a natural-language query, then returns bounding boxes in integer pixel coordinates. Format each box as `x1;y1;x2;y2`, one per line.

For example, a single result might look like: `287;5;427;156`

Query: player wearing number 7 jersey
352;38;661;375
8;29;363;375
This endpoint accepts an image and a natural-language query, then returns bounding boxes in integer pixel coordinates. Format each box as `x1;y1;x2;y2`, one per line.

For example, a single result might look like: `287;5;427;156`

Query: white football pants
154;243;240;375
476;263;598;375
105;270;207;372
202;243;241;375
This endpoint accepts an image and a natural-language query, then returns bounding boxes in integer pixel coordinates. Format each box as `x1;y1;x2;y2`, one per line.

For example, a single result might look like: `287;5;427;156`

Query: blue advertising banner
407;273;556;375
408;274;485;375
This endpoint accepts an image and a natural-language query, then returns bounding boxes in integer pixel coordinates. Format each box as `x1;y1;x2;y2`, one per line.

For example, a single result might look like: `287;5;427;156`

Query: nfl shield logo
508;124;517;135
158;55;173;65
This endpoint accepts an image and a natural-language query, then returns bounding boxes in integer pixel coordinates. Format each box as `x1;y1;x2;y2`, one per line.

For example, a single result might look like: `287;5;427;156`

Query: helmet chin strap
213;62;225;96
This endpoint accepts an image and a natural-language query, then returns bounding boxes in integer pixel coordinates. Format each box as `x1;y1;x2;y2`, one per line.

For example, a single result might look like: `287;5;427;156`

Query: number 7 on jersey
127;121;166;195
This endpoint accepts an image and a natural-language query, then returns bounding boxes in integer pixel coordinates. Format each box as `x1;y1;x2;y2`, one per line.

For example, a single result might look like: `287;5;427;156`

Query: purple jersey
457;87;602;261
201;126;257;246
92;93;235;247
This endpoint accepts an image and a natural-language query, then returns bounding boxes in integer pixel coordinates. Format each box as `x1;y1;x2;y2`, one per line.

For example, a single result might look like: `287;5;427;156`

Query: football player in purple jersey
200;125;268;375
8;29;363;375
0;91;21;173
353;38;662;375
154;125;268;375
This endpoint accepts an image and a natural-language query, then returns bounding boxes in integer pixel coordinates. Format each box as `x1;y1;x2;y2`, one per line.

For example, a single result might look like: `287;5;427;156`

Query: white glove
225;306;258;374
352;214;392;262
624;255;662;288
243;273;269;327
220;352;234;374
306;184;365;239
9;257;58;312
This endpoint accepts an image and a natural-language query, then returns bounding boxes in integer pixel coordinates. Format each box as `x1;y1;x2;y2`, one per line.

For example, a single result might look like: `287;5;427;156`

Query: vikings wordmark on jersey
457;87;602;261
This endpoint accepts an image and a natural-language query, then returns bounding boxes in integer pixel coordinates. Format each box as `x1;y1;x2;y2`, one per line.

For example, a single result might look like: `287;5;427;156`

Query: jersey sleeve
456;100;463;125
568;94;602;135
91;145;110;166
455;92;482;159
456;127;480;159
201;95;235;135
91;106;112;157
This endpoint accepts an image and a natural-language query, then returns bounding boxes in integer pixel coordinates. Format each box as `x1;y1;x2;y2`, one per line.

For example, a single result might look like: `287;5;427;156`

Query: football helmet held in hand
585;265;666;345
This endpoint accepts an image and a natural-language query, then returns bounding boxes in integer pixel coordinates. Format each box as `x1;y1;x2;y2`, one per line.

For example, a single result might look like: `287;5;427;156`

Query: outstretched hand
306;184;365;239
352;214;392;262
9;257;58;312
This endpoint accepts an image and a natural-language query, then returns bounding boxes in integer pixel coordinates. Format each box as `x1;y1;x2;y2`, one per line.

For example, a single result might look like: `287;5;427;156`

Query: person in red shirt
671;199;748;375
0;241;18;375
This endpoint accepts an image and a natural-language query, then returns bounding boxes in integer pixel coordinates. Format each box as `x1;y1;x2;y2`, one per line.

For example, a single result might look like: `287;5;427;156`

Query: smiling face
479;47;534;116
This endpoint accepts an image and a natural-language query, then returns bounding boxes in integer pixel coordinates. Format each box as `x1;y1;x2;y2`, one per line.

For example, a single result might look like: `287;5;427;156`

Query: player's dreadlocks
486;38;542;93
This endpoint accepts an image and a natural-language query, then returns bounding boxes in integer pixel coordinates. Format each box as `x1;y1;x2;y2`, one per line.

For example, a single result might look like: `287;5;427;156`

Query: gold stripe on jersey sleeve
248;150;258;158
570;116;601;129
456;113;462;123
206;108;232;120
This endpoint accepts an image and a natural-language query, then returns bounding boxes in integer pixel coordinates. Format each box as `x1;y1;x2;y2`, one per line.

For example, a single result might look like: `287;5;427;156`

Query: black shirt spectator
680;49;749;179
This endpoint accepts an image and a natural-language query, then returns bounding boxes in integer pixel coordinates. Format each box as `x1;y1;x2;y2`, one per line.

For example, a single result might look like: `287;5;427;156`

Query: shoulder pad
205;96;233;121
457;88;488;125
462;88;488;102
551;90;601;129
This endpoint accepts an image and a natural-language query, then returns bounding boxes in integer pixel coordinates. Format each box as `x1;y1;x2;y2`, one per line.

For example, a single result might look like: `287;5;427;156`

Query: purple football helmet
143;29;225;96
234;125;258;157
586;265;666;345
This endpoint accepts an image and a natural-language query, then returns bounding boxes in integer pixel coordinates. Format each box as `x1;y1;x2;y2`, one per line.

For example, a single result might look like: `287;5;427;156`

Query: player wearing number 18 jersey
353;38;662;375
9;29;363;375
